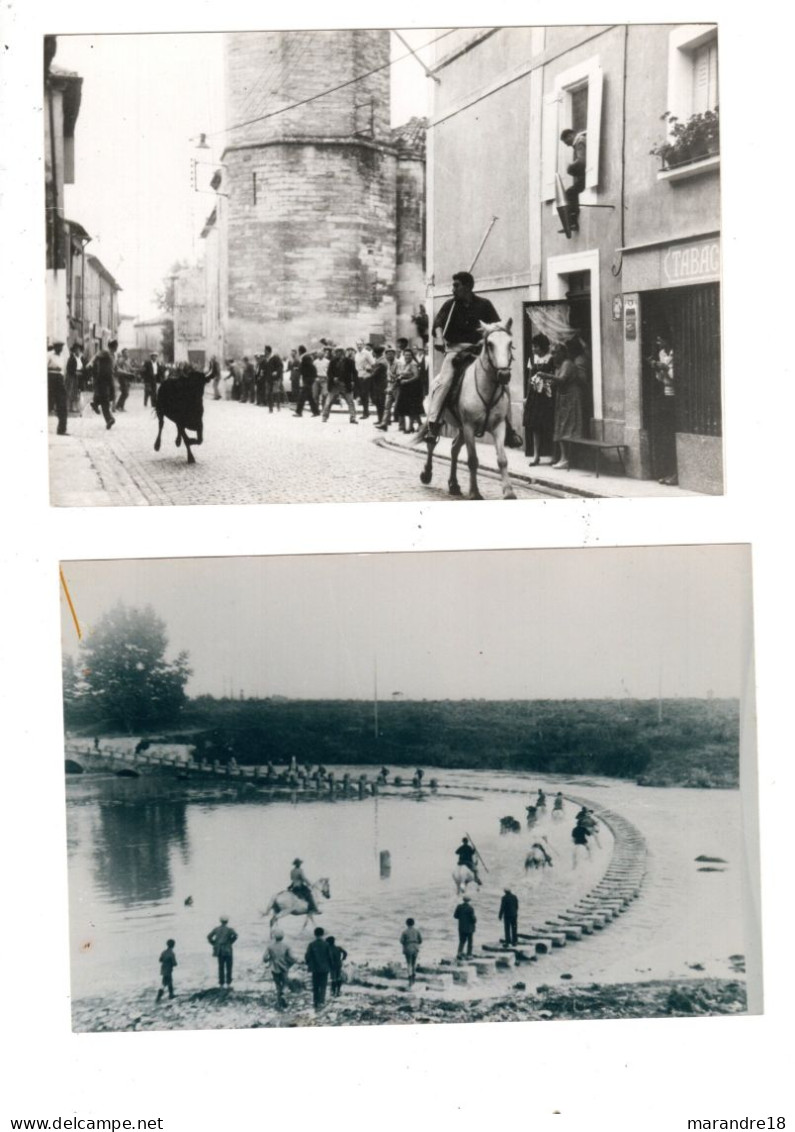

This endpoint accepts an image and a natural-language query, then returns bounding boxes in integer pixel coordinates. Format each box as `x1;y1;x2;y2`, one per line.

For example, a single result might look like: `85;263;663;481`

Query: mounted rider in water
455;837;483;885
289;858;320;914
419;271;522;448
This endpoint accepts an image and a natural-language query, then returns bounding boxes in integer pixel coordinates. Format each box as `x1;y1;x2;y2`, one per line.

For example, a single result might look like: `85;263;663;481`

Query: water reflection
93;787;189;906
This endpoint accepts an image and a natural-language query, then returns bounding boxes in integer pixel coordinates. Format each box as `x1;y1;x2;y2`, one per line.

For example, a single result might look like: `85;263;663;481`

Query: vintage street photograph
46;24;723;506
59;545;758;1032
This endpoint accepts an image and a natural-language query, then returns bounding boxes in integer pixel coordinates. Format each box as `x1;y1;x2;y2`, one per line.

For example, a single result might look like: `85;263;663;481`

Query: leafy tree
69;604;191;733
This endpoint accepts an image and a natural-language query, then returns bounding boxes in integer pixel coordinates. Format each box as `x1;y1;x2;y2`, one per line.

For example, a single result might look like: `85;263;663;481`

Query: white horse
452;865;481;895
420;320;517;501
264;878;331;930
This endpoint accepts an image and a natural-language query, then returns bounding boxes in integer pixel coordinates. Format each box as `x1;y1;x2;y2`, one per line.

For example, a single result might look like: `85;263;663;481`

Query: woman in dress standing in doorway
551;339;584;470
523;332;556;466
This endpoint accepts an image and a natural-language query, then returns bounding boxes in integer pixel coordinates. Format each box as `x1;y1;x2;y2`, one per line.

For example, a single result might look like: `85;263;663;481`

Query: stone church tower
221;29;418;354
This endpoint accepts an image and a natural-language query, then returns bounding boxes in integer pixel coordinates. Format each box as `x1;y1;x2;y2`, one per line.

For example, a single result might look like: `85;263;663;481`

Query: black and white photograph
46;23;723;506
59;546;758;1032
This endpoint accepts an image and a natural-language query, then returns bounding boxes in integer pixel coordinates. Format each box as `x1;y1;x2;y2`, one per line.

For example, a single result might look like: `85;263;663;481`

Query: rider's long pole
441;215;499;340
465;830;489;873
469;215;498;275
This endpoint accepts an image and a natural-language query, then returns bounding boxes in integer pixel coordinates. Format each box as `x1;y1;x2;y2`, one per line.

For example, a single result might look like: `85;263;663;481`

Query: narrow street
48;390;573;506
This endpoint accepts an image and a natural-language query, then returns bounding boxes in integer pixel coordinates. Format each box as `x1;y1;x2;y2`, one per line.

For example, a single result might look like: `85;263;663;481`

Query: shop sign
624;296;637;340
663;240;720;286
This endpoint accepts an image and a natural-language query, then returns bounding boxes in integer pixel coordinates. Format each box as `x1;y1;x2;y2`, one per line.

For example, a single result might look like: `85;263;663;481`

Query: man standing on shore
400;917;423;983
498;887;519;947
264;929;297;1010
454;895;477;960
207;915;238;988
304;926;332;1010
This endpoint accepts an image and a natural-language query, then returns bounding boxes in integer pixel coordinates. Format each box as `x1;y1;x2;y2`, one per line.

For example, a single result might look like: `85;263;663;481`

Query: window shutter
541;91;560;202
584;64;603;189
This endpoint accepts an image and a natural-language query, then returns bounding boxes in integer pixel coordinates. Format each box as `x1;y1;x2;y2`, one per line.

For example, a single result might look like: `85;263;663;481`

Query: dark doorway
641;284;721;481
188;349;206;370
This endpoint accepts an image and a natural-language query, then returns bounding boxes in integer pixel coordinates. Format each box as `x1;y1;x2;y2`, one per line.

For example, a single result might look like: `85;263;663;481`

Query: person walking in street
114;348;134;411
241;356;256;404
454;895;477;959
156;938;177;1002
374;345;400;431
263;928;297;1010
142;352;162;407
47;340;69;435
65;342;84;414
305;926;333;1010
293;345;320;417
90;339;117;429
498;887;519;947
207;915;238;988
260;345;284;412
207;354;221;401
286;348;301;404
322;346;358;423
400;917;423;984
326;935;348;997
354;339;374;418
313;347;331;408
395;347;425;433
369;345;388;424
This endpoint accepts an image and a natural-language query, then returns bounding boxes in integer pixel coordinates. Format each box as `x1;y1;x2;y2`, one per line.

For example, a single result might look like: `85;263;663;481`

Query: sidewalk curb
374;436;602;499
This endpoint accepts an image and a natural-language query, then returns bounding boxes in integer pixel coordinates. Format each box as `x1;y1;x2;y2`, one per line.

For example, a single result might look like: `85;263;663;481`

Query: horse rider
419;271;523;447
455;837;482;885
289;858;320;914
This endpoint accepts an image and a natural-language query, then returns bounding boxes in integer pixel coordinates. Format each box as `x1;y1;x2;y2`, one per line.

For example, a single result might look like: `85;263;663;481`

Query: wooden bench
566;438;628;478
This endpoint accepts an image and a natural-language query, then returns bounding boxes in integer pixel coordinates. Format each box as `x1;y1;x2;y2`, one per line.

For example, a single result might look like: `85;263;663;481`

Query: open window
542;56;604;203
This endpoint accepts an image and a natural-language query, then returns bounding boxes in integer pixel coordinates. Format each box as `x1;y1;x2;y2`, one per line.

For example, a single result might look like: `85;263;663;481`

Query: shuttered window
692;40;719;113
541;56;604;202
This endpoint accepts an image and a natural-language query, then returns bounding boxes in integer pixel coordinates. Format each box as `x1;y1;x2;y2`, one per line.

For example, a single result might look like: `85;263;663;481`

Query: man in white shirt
47;340;68;435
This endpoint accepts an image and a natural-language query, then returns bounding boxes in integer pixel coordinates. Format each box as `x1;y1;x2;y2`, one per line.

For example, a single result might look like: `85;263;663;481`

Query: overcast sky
55;30;437;320
59;546;752;701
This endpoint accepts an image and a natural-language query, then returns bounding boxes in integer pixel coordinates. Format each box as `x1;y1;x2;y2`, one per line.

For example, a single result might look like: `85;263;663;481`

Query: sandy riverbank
72;974;748;1032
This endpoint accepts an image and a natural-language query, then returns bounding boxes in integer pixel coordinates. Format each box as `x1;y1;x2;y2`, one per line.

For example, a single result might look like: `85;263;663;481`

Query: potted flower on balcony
650;107;720;170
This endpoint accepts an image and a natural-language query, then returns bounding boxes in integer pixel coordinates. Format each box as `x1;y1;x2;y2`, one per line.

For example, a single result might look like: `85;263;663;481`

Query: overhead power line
214;28;459;140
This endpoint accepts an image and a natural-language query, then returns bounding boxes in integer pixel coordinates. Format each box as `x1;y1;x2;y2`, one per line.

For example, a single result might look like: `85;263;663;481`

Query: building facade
44;36;83;344
198;30;426;359
428;24;721;493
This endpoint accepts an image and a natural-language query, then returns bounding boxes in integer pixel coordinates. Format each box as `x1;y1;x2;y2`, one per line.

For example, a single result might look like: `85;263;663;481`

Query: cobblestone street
48;390;572;506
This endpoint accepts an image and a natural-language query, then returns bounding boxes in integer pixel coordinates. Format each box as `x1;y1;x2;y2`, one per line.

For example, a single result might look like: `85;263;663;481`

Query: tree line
63;605;739;787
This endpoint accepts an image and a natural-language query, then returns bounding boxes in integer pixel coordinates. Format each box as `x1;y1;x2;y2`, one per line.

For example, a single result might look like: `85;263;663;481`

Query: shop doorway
641;283;721;482
524;273;594;457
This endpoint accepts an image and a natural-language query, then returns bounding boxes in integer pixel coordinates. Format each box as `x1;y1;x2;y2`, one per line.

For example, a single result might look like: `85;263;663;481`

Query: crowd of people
211;338;430;433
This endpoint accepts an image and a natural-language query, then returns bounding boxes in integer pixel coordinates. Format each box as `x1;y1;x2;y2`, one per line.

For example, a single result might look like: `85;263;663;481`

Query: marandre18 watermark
688;1120;786;1129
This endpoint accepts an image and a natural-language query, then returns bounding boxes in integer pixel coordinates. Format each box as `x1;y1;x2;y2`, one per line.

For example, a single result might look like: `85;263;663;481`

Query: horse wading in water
420;320;517;501
452;865;479;895
264;878;331;930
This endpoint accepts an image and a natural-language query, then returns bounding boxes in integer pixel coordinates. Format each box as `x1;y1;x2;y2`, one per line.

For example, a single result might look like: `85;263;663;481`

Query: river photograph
59;545;759;1032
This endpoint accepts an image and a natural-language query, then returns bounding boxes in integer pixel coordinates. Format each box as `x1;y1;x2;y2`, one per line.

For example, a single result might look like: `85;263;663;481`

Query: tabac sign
663;239;720;286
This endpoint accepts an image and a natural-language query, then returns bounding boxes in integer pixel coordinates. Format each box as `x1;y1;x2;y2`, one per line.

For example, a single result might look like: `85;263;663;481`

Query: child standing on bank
156;939;177;1002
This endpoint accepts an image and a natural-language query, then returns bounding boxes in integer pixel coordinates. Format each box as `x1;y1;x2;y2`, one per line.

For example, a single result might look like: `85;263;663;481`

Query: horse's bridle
472;327;513;434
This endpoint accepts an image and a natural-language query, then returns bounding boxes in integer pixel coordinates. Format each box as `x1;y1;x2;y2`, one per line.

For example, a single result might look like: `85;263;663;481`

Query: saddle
443;352;478;421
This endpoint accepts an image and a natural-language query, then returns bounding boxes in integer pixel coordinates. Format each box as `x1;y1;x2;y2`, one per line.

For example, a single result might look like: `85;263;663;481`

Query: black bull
154;371;211;464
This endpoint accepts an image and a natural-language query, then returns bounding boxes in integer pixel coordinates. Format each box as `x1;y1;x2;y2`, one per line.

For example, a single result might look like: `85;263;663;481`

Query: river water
65;767;758;1005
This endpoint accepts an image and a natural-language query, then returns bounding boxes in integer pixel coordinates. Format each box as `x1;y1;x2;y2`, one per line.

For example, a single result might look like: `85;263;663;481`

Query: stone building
200;30;426;357
427;25;721;493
